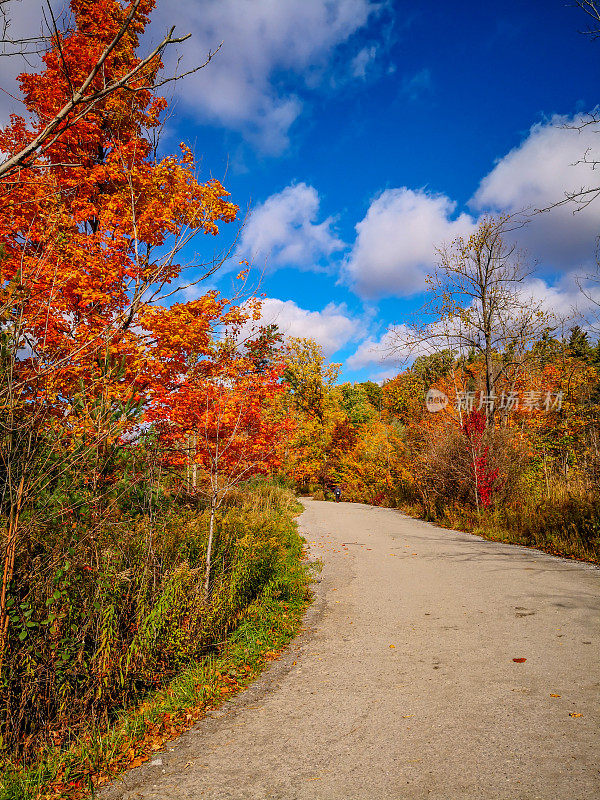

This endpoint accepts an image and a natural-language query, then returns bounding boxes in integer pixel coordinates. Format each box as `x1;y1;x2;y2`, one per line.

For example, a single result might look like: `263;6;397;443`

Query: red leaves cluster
146;337;291;486
461;410;500;508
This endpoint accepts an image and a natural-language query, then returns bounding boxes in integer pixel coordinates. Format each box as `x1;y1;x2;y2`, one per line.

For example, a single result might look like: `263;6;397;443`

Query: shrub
0;481;303;761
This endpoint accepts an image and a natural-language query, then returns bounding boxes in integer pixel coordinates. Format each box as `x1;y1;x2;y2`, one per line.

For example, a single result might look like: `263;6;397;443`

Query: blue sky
3;0;600;380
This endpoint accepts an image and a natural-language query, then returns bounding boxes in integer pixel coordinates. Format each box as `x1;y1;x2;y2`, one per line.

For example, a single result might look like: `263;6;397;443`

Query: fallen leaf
512;657;527;663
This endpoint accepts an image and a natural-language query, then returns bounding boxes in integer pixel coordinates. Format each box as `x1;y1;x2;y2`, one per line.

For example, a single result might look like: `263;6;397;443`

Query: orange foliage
0;0;237;411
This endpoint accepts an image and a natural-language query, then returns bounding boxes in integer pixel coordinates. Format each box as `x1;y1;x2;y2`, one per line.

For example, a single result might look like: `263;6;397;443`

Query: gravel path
103;499;599;800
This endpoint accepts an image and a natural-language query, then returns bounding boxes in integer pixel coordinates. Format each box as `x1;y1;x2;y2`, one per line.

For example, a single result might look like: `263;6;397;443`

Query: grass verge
0;522;313;800
399;497;600;564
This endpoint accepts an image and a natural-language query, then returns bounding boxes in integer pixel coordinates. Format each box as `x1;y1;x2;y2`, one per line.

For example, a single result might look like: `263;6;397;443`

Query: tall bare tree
392;217;552;424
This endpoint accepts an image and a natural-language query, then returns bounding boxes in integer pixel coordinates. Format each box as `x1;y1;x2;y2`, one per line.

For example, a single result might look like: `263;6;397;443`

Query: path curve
103;500;599;800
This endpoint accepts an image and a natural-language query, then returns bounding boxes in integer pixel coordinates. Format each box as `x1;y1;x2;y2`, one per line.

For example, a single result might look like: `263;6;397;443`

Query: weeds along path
102;499;600;800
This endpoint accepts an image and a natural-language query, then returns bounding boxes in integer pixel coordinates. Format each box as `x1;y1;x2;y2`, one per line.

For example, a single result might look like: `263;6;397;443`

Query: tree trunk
472;448;480;514
191;433;197;490
203;494;217;600
0;476;25;673
485;343;494;426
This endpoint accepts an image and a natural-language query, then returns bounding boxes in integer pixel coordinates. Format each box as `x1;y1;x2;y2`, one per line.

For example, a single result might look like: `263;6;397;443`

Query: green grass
471;499;600;563
0;500;313;800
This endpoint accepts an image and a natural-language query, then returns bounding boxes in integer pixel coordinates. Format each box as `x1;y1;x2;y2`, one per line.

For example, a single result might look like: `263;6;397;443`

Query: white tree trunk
204;494;217;600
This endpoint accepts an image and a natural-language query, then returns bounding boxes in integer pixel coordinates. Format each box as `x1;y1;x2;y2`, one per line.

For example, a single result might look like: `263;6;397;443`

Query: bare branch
574;0;600;38
0;2;220;181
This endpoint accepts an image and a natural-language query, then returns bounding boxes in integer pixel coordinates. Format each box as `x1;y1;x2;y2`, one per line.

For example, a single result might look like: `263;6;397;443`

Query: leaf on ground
129;755;149;768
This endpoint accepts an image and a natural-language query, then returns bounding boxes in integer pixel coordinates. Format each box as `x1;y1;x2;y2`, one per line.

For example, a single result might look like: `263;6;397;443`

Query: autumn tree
335;419;408;506
281;338;341;492
0;0;237;489
393;217;551;425
148;321;289;598
0;0;237;398
337;383;377;425
412;350;455;388
0;0;238;670
382;372;425;426
283;338;340;425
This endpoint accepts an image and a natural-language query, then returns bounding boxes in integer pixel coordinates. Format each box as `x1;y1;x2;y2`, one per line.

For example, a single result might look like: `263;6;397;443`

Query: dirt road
104;500;599;800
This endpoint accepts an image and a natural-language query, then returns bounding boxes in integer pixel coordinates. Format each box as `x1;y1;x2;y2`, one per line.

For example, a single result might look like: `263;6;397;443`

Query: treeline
281;328;600;563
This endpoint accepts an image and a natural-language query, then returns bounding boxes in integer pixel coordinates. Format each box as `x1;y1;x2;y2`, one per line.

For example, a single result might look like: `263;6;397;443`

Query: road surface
104;499;599;800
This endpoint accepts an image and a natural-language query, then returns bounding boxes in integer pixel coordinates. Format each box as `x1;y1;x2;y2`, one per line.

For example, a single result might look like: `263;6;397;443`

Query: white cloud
351;45;378;79
151;0;380;152
520;273;600;322
343;117;600;302
237;183;343;271
343;188;476;299
253;297;363;357
1;2;380;151
346;326;407;370
346;322;444;373
472;115;600;268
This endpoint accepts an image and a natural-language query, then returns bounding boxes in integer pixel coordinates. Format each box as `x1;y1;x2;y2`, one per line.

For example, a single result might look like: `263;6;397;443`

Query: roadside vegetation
0;2;309;795
282;328;600;564
1;483;310;800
